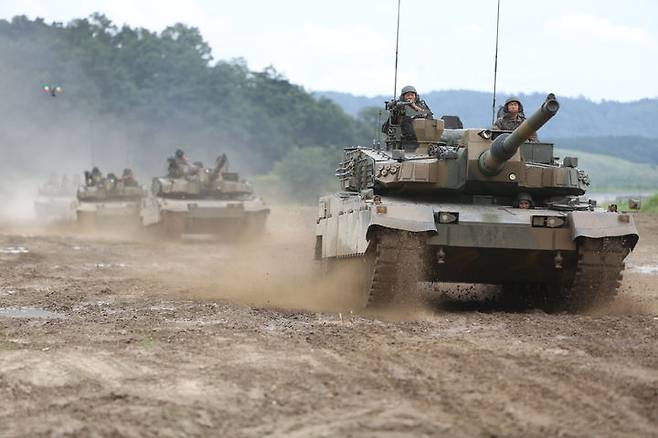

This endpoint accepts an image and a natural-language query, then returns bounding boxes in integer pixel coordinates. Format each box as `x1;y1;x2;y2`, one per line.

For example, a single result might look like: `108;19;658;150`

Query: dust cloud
132;207;370;313
48;204;650;319
0;33;251;225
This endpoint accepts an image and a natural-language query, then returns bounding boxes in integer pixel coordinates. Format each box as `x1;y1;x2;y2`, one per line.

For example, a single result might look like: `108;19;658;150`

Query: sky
1;0;657;101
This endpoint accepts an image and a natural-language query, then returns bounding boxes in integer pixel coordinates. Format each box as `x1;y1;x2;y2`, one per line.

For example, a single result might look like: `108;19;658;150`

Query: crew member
493;97;538;142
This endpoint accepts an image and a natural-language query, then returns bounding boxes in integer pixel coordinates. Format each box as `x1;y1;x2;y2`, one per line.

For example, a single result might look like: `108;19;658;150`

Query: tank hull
34;196;77;222
316;193;638;310
76;200;142;229
141;196;269;239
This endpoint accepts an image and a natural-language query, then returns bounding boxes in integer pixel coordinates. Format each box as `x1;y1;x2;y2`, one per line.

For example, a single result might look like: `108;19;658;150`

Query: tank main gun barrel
478;94;560;176
210;153;228;181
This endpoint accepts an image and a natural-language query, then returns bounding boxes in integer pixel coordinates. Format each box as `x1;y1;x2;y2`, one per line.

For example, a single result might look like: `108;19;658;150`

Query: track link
367;231;427;308
564;236;630;311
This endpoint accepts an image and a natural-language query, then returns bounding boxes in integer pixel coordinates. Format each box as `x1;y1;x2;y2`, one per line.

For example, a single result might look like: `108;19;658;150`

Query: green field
556;148;658;192
640;193;658;213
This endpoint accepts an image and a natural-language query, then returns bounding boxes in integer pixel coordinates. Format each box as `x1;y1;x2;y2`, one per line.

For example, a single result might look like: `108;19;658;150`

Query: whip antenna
393;0;401;99
491;0;501;125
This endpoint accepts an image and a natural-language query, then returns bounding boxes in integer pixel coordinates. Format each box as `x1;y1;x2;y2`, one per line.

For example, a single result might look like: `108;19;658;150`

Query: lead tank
76;169;146;228
315;94;639;311
141;153;269;238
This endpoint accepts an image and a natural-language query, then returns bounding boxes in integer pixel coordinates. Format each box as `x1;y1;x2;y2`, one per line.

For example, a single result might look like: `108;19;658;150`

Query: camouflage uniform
168;149;200;178
399;99;433;120
493;97;538;142
121;169;139;187
167;158;185;178
85;167;104;187
383;85;434;145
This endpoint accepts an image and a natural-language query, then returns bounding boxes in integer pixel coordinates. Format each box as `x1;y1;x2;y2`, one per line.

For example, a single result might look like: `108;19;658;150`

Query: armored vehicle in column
34;174;78;222
76;168;146;228
315;94;639;311
141;152;269;238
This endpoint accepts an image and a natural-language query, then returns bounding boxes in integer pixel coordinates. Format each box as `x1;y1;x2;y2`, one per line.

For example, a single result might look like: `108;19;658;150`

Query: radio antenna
374;109;383;149
491;0;501;125
393;0;402;99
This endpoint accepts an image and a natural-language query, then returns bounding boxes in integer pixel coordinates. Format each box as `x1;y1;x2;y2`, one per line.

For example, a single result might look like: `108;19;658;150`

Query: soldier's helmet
504;96;525;113
514;192;534;208
400;85;418;99
175;149;185;158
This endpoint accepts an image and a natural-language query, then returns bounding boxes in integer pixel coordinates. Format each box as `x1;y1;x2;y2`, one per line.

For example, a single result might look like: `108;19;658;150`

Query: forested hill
318;90;658;139
1;13;655;197
0;15;369;175
549;136;658;167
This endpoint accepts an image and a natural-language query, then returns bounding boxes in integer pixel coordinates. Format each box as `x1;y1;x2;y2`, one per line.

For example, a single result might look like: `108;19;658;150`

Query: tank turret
337;93;582;198
141;152;269;238
75;168;146;228
479;94;560;176
152;154;253;199
77;169;145;202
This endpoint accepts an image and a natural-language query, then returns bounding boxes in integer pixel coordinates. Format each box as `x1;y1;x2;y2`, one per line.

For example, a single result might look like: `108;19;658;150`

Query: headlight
531;216;566;228
435;211;459;224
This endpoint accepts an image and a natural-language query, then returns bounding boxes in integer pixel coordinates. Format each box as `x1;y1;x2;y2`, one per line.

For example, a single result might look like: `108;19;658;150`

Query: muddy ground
0;208;657;437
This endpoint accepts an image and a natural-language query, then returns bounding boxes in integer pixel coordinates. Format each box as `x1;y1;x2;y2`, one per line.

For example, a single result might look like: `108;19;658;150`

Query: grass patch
641;193;658;213
136;337;156;349
601;193;658;213
556;148;658;192
0;341;19;351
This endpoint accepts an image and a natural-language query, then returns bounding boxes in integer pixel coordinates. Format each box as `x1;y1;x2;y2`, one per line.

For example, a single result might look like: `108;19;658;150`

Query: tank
34;174;78;222
76;169;146;228
315;94;639;311
141;153;269;238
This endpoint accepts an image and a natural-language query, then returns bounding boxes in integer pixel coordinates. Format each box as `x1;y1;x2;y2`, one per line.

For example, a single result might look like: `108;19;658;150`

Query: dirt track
1;208;657;437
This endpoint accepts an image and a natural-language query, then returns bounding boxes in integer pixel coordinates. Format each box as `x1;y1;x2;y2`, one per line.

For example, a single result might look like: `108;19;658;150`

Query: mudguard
317;195;437;258
368;202;437;234
568;211;639;249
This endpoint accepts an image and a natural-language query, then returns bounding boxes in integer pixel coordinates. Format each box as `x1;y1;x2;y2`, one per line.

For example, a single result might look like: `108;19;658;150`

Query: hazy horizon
1;0;657;102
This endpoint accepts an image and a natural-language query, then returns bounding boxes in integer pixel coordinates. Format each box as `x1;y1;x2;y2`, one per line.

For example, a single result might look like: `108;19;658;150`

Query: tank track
367;231;427;307
337;233;629;311
501;236;630;312
564;236;630;311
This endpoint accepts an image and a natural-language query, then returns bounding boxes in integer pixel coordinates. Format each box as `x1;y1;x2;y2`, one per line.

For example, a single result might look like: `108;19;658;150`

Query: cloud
545;12;655;47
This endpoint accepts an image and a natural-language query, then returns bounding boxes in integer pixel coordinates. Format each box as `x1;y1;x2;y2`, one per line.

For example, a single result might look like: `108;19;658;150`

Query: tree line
1;14;653;200
0;14;369;179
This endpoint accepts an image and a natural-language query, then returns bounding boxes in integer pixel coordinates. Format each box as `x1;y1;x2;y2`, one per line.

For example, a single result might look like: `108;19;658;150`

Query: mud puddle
0;246;29;254
0;307;66;320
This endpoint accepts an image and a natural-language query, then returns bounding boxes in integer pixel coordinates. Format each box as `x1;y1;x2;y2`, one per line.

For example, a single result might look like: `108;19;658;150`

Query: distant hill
557;148;658;192
317;90;658;139
548;136;658;166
